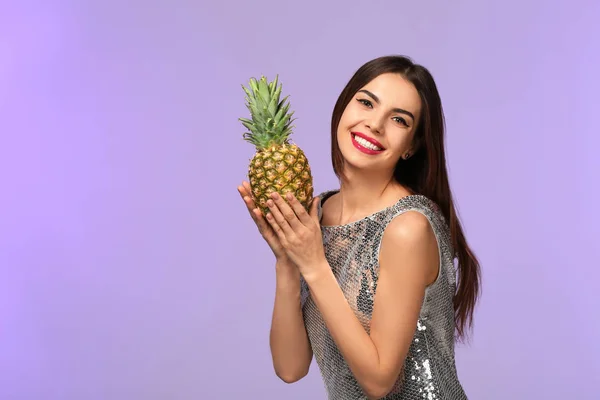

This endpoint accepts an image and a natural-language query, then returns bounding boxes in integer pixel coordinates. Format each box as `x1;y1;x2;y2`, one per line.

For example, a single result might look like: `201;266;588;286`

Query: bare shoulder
384;210;435;244
319;191;341;225
380;210;439;285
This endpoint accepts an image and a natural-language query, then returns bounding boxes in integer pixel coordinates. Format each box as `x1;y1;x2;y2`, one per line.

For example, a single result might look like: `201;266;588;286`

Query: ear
405;137;422;159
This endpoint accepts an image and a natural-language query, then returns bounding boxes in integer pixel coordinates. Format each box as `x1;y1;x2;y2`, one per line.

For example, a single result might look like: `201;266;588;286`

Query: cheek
388;136;405;150
336;112;353;141
339;104;361;127
391;129;414;147
336;127;349;150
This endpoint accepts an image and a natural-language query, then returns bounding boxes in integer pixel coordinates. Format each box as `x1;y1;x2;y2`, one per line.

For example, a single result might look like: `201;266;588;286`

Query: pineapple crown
239;75;296;149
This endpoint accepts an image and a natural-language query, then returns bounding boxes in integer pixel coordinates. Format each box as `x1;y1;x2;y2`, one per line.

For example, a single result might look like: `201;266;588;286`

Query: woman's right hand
238;181;290;263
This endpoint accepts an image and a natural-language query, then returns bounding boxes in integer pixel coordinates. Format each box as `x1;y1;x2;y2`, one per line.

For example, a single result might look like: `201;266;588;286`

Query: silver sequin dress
300;190;468;399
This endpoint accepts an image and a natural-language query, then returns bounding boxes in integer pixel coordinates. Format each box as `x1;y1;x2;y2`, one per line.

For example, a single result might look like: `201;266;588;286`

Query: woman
237;55;481;400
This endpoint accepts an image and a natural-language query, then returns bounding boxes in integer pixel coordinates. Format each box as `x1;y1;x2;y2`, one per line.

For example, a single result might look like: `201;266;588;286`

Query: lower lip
351;133;384;155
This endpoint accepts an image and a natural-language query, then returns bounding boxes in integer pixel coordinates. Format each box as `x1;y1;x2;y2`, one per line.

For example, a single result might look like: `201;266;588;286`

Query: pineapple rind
248;144;314;215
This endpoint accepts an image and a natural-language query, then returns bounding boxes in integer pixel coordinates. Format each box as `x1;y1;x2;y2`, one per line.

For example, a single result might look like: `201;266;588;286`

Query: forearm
303;261;391;398
269;261;312;383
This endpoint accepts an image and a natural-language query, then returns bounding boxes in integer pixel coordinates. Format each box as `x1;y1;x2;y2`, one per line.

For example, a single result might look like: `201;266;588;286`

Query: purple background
1;1;599;399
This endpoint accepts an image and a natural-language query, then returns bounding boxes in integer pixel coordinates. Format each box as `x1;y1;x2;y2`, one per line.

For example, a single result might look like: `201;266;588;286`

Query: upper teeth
354;135;382;151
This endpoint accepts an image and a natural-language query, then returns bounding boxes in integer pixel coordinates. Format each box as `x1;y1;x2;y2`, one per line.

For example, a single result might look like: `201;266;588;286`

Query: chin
339;145;383;174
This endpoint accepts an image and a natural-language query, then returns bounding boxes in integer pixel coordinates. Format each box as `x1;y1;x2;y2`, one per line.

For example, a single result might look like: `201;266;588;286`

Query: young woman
237;55;481;400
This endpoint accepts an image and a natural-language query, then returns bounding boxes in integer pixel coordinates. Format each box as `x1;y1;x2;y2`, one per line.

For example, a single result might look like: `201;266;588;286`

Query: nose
365;114;385;135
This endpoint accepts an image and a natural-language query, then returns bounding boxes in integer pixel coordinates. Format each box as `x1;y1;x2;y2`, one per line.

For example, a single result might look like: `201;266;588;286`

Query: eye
357;98;373;108
393;116;408;127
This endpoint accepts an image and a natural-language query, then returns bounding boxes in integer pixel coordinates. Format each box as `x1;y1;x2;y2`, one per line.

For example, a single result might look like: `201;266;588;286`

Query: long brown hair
330;55;481;340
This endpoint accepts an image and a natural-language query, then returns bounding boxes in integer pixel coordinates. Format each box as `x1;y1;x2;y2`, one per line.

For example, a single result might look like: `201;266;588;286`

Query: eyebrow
358;89;415;121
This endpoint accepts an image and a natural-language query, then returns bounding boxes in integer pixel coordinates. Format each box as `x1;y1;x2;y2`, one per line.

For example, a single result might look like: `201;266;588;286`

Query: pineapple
239;75;314;216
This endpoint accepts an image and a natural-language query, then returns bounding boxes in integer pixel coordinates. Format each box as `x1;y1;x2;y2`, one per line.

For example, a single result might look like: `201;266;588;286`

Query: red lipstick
351;132;385;149
350;131;385;155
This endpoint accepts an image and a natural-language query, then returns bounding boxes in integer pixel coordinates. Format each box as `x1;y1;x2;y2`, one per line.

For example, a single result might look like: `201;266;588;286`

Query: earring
404;152;410;160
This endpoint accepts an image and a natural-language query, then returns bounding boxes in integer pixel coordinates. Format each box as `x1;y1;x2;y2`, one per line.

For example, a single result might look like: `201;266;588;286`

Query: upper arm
369;211;440;385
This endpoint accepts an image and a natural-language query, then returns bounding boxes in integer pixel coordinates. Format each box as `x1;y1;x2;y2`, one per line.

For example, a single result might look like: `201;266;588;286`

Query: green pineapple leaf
239;74;296;149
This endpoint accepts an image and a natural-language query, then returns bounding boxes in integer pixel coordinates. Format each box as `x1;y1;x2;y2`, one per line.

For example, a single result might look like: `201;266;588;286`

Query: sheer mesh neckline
318;189;429;229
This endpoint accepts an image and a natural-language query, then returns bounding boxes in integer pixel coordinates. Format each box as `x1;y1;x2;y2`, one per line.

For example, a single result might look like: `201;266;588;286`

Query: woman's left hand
264;192;327;278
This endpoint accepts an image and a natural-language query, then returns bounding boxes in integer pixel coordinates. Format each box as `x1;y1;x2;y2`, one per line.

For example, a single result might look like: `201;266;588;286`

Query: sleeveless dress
300;190;468;399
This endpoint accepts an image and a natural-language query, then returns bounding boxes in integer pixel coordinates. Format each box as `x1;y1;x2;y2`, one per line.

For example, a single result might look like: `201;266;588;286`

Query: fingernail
271;192;279;199
286;193;293;200
267;200;274;207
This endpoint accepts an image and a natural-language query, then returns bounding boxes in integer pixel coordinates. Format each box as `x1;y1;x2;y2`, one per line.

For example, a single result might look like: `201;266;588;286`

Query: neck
335;167;406;221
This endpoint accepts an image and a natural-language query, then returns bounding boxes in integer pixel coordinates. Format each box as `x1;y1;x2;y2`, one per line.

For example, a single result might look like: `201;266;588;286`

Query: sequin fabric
300;190;468;400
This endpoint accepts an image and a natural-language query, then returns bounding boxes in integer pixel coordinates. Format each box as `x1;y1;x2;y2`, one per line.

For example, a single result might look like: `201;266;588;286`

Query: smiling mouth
350;132;385;154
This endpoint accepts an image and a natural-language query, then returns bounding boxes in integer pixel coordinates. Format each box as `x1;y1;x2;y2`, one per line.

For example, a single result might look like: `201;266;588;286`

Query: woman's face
336;72;422;176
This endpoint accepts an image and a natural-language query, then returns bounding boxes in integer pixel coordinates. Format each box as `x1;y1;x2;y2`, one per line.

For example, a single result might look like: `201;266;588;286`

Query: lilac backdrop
1;0;599;399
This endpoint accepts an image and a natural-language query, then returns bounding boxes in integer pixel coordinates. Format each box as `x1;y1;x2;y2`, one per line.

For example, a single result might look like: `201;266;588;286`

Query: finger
238;182;256;204
285;192;313;226
238;181;252;196
237;184;247;200
238;184;251;200
309;196;320;223
238;187;270;234
270;192;302;229
239;191;258;219
252;206;275;233
238;183;261;214
242;181;255;200
266;197;295;236
241;181;249;193
265;208;287;242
